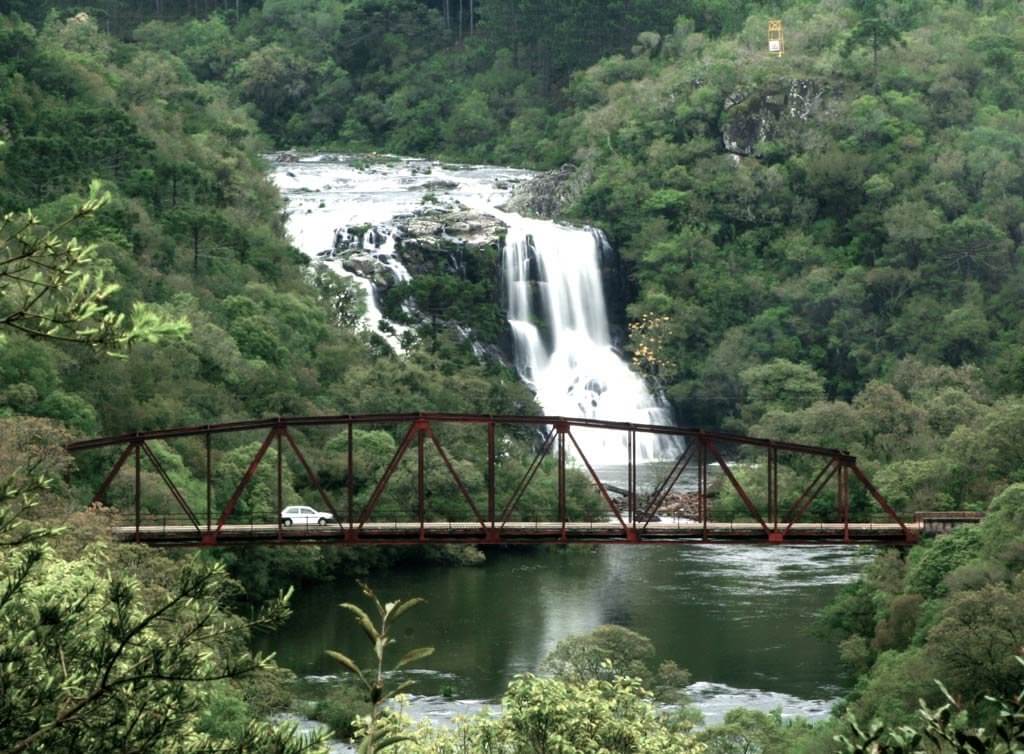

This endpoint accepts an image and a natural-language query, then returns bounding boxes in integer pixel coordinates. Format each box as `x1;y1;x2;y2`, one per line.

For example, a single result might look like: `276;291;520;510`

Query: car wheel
318;518;328;526
281;518;292;527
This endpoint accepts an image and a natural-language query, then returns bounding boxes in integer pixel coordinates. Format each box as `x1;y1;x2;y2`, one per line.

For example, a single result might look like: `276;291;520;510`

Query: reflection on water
258;544;870;720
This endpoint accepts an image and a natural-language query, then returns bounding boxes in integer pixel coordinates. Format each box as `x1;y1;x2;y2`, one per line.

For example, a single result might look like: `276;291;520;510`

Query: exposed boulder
605;487;707;520
340;253;402;290
394;206;506;277
328;203;515;363
332;223;393;254
408;179;459;192
503;164;591;219
325;224;407;292
721;79;829;156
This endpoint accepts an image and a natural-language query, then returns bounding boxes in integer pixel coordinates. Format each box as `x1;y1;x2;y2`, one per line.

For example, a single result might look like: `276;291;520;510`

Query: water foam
269;154;678;462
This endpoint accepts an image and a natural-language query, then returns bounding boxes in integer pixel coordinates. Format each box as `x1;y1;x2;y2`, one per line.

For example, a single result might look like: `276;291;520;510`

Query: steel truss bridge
67;413;920;547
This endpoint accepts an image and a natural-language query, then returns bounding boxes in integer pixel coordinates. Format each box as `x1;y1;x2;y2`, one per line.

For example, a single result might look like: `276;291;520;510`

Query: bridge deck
112;521;921;546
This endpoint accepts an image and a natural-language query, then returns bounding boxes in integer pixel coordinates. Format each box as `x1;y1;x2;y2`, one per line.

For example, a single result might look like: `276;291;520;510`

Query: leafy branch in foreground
0;458;326;754
327;583;434;754
0;181;189;352
836;658;1024;753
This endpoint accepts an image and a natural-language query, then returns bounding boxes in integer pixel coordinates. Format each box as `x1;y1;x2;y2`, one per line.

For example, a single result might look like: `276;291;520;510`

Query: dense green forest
2;0;1024;750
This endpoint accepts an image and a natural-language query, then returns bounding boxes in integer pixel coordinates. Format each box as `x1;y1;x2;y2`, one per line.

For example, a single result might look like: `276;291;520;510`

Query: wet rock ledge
502;163;591;220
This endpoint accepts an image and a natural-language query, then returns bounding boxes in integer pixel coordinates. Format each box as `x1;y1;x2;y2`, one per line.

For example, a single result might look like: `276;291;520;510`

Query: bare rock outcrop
721;79;830;157
502;164;590;219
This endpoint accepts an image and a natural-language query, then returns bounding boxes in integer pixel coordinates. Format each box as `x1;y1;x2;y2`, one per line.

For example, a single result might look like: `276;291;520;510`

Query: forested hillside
2;0;1024;750
0;10;567;597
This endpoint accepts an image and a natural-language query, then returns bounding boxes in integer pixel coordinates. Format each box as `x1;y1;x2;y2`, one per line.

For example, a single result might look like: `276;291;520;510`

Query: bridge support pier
768;530;784;544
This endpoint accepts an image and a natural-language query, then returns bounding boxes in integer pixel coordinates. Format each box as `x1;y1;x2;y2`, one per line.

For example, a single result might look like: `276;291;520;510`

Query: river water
259;544;869;726
263;154;870;728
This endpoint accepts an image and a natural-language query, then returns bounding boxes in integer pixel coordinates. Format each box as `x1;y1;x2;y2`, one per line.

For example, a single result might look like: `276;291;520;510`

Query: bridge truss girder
68;413;917;547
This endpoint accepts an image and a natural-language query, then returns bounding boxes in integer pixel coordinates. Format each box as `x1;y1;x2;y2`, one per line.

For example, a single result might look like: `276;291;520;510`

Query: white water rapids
270;154;676;464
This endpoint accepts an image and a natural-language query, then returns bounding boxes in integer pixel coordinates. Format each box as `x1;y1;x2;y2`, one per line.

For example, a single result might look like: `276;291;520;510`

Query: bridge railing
67;413;914;545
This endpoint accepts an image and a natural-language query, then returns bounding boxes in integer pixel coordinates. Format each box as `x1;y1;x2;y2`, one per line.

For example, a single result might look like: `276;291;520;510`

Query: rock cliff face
325;204;507;295
394;208;506;277
323;202;515;362
502;164;591;219
721;79;830;156
326;225;402;289
319;163;636;359
593;230;630;345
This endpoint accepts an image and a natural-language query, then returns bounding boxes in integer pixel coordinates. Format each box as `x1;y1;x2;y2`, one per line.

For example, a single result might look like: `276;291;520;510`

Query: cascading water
499;214;676;465
269;154;678;464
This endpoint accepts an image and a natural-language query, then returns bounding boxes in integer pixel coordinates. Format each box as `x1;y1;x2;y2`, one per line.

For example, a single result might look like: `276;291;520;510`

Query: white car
280;505;335;526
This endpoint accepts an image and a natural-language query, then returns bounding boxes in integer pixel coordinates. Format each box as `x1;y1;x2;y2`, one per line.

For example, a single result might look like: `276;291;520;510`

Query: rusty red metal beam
66;413;856;461
214;427;277;534
566;428;631;539
499;427;556;526
108;522;922;548
355;420;419;529
68;413;914;547
140;441;201;532
638;443;695;529
282;427;342;523
783;458;839;535
706;440;770;533
425;425;487;530
91;441;134;503
850;463;909;535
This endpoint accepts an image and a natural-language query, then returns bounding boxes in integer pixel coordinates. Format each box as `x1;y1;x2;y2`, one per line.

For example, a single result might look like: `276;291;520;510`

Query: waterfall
500;215;677;465
269;154;679;466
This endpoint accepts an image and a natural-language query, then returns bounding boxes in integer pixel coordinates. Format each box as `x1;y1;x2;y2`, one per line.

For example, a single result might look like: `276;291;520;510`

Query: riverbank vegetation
2;0;1024;749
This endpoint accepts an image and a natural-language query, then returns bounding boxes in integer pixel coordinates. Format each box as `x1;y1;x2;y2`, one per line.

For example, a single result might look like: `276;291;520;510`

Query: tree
739;359;825;423
0;183;188;352
214;442;303;520
231;43;315;133
0;456;326;753
542;624;657;685
925;585;1024;701
699;708;794;754
541;624;695;708
388;673;706;754
310;263;367;330
630;313;676;380
0;170;311;751
836;659;1024;754
843;0;906;90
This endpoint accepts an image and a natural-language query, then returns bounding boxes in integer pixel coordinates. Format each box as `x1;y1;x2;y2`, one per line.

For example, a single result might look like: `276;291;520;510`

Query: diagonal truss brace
639;443;696;530
499;427;557;527
706;440;770;533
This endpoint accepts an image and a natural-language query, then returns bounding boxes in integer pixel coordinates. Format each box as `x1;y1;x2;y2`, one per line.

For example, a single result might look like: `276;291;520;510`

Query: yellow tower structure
768;20;784;57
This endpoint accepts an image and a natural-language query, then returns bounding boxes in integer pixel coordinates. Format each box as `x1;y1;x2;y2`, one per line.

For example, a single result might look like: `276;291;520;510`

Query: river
262;153;871;732
258;543;869;727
